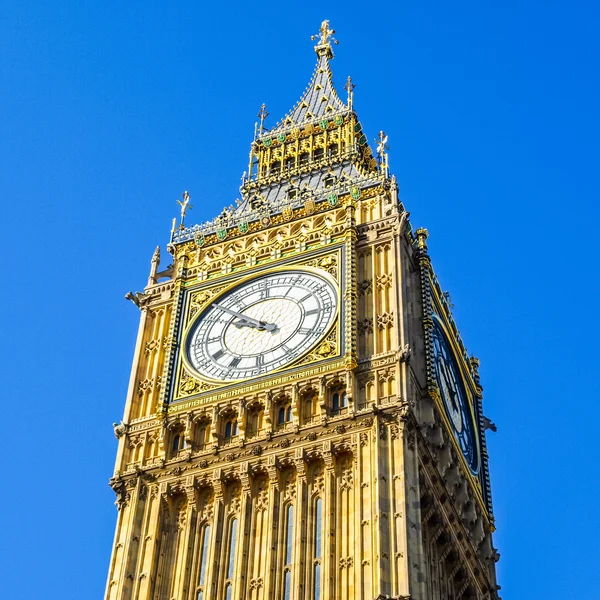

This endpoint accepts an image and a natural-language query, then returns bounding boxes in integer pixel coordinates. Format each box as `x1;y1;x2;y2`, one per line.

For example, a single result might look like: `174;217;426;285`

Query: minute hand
212;303;277;332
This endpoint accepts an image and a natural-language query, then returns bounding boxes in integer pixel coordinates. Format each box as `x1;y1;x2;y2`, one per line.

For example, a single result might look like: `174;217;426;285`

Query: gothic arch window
327;143;338;158
298;152;309;166
270;160;281;174
313;497;323;600
284;156;295;171
277;403;293;426
171;429;186;455
331;386;348;415
196;524;211;600
223;517;238;600
224;419;239;439
194;417;211;450
313;147;324;162
282;503;294;600
302;389;319;424
246;405;263;438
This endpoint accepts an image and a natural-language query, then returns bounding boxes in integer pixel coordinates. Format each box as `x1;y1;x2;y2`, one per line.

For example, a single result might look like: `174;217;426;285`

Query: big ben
106;20;500;600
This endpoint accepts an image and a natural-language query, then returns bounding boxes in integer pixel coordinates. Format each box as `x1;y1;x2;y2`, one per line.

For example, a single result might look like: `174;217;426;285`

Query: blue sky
1;1;599;598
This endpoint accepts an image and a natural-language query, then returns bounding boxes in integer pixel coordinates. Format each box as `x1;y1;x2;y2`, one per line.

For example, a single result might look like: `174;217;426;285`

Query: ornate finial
415;227;429;250
176;191;192;229
149;246;161;285
257;104;269;136
311;20;338;57
375;131;390;177
345;76;355;109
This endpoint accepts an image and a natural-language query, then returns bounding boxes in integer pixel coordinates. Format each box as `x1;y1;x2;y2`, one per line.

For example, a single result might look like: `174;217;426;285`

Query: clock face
186;270;338;381
431;318;479;474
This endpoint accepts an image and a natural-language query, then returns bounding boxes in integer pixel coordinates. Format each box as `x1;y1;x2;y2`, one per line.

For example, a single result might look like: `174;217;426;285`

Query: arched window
246;408;261;438
327;143;338;157
313;148;324;162
270;160;281;174
171;432;185;453
284;156;295;171
332;389;348;414
313;498;323;600
196;524;211;600
222;516;238;599
224;420;238;439
283;504;294;600
278;404;293;426
298;152;309;166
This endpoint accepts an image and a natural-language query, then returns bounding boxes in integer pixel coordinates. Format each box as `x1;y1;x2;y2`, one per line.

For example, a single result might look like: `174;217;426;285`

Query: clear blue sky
1;1;598;598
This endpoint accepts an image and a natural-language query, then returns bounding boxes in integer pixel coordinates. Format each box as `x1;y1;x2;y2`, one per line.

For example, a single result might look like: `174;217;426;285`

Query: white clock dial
186;270;338;381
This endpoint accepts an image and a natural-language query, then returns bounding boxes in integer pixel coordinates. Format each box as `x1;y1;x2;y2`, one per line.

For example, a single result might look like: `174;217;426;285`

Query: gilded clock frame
180;264;341;384
169;245;346;406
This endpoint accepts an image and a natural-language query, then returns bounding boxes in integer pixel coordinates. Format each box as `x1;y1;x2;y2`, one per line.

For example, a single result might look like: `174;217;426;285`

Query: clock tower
106;21;500;600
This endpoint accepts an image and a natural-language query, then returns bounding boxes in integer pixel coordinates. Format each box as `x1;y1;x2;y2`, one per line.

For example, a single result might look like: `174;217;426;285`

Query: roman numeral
212;350;224;360
298;327;312;334
229;357;241;368
305;309;319;315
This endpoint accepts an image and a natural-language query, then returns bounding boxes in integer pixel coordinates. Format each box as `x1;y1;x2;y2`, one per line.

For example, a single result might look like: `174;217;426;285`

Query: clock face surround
186;269;338;382
431;317;479;474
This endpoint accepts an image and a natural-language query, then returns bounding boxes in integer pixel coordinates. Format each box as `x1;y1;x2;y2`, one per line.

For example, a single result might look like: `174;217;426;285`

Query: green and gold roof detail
171;21;386;246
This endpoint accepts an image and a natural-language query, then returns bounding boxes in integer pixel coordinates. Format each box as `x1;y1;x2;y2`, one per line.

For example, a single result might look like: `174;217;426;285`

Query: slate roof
267;51;347;135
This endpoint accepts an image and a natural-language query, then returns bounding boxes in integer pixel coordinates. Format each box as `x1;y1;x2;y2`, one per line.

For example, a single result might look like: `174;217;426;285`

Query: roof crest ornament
311;20;338;58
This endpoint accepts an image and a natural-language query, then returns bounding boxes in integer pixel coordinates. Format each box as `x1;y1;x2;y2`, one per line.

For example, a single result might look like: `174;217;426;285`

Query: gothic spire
267;20;347;135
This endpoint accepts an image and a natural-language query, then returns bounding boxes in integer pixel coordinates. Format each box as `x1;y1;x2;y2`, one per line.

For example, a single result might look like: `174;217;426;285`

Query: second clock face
186;270;338;381
431;317;479;474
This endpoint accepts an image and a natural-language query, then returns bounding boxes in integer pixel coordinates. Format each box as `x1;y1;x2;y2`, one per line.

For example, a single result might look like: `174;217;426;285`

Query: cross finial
311;20;338;57
345;76;355;109
257;103;269;136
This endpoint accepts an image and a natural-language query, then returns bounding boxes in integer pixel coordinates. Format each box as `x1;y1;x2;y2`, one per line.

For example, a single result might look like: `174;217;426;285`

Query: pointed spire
267;21;346;135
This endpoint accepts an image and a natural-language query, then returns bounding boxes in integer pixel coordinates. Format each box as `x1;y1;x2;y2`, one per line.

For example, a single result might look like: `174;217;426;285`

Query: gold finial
415;227;429;250
257;104;269;137
345;76;355;109
311;20;338;57
176;191;192;229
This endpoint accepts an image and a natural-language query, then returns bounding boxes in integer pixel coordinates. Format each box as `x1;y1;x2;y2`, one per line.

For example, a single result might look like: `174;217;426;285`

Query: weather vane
177;191;192;229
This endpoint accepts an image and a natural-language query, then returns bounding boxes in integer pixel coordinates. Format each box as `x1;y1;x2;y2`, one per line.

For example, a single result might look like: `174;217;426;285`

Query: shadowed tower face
106;20;500;600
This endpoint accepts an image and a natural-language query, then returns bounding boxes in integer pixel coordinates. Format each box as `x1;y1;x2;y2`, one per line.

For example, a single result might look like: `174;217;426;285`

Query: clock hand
212;303;278;332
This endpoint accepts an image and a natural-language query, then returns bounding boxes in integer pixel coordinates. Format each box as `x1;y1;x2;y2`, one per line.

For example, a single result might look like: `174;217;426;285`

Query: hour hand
212;303;278;332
